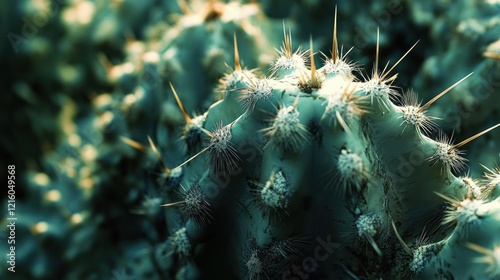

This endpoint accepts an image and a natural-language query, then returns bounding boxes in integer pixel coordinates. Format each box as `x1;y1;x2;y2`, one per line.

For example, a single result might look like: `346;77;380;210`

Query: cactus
1;1;282;279
409;0;500;175
156;0;280;112
150;13;500;278
2;1;500;279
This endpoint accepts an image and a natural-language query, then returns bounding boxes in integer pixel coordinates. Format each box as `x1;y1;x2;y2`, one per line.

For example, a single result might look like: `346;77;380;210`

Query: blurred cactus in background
1;0;499;279
407;0;500;176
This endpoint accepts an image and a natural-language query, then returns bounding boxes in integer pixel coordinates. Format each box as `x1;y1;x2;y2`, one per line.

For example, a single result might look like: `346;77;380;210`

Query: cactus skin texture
156;19;500;279
4;1;500;280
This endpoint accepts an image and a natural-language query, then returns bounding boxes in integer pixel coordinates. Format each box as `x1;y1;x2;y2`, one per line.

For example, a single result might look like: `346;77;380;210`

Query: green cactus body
158;21;500;278
7;2;500;279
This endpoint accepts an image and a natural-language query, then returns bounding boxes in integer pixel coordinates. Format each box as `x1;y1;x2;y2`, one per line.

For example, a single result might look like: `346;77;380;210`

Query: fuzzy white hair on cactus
261;96;310;152
409;243;440;274
270;23;307;78
218;34;257;96
171;116;243;175
429;123;500;173
321;6;356;80
321;83;367;134
207;120;241;173
398;73;472;136
361;28;418;111
238;77;273;114
356;212;383;256
161;183;213;227
334;148;368;196
259;170;290;210
435;192;484;234
398;90;438;136
169;227;191;259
